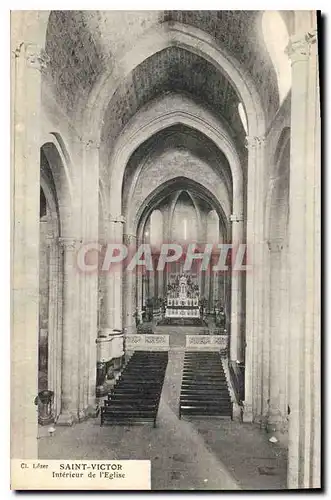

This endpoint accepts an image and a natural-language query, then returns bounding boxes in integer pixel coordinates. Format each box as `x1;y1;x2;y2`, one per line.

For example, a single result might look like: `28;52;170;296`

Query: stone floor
38;351;288;490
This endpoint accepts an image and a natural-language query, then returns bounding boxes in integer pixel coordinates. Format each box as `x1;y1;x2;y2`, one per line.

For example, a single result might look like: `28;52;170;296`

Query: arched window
206;210;219;244
150;209;163;247
262;11;291;104
172;192;198;243
238;103;248;134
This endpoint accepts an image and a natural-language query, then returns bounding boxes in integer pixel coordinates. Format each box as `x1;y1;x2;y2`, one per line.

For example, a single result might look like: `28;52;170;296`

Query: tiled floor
38;351;287;490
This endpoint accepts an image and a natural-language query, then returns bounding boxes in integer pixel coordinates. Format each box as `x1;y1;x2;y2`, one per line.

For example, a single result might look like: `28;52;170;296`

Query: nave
39;351;287;490
12;10;320;489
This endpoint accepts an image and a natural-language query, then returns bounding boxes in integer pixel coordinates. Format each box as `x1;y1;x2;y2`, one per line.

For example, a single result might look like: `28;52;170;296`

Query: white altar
165;274;200;319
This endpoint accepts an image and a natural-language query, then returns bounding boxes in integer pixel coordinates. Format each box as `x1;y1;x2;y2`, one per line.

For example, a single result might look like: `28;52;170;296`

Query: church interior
12;10;320;489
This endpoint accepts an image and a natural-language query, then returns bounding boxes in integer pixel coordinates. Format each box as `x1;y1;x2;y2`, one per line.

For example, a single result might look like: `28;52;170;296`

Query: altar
165;274;200;319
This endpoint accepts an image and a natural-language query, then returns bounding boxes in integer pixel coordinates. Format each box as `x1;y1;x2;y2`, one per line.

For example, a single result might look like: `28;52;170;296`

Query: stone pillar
97;215;125;389
218;273;224;308
123;233;137;334
57;238;80;425
204;268;211;312
267;240;283;431
103;215;126;334
11;42;49;457
157;255;164;299
136;237;143;314
39;220;50;333
47;236;62;421
212;267;219;312
149;267;155;300
286;24;320;489
79;140;99;418
243;135;266;422
278;241;289;423
161;207;170;293
230;214;244;362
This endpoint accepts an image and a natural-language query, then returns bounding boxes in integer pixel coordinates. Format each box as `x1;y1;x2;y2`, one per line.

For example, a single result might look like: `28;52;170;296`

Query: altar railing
125;334;170;351
186;334;228;353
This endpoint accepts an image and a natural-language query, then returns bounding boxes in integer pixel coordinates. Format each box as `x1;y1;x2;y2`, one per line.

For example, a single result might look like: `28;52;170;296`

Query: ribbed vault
134;176;229;240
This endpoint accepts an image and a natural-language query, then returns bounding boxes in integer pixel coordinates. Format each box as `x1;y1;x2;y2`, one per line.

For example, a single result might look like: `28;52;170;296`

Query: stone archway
123;176;231;338
106;94;241;219
80;21;265;141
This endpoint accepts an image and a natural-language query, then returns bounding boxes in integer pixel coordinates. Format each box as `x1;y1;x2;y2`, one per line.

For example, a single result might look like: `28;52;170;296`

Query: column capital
286;30;318;64
58;237;81;251
25;44;50;71
109;215;126;224
229;213;244;223
245;135;265;150
267;239;284;253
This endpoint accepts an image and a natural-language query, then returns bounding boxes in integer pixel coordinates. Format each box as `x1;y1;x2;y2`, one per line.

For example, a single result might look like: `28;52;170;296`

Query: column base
38;415;55;426
57;406;99;425
56;410;75;426
96;384;108;397
267;411;288;433
104;378;116;393
124;324;137;335
232;403;242;421
242;402;254;423
86;404;99;418
78;408;87;422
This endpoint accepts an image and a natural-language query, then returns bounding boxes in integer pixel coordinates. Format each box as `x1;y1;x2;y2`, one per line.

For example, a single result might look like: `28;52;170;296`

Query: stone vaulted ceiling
122;123;233;215
101;47;245;148
45;10;281;131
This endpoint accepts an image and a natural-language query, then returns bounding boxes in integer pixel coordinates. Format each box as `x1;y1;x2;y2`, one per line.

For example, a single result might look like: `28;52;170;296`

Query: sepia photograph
10;9;321;491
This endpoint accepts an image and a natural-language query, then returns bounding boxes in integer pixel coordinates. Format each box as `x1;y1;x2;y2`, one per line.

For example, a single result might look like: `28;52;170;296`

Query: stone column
57;238;80;425
97;215;125;388
286;25;320;489
79;140;99;418
11;42;49;457
204;268;211;313
123;233;137;334
102;215;126;334
161;207;170;293
212;266;219;312
243;135;266;422
267;240;283;431
47;235;62;421
278;241;289;423
136;237;143;314
157;252;164;299
230;214;244;362
218;273;224;308
149;266;155;300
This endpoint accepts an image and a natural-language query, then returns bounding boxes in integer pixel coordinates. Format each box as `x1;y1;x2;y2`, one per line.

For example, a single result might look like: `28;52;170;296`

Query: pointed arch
81;21;265;142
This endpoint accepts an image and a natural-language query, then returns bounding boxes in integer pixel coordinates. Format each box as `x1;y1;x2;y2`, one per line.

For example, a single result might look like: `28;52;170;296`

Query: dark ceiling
101;47;246;149
45;10;282;130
